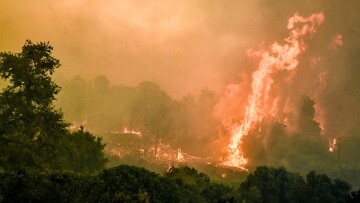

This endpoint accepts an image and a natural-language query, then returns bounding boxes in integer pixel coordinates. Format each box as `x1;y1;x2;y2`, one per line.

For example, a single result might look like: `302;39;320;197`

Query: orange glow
122;127;142;136
177;148;185;161
314;71;328;132
222;12;325;169
329;138;337;152
110;127;142;137
330;34;343;51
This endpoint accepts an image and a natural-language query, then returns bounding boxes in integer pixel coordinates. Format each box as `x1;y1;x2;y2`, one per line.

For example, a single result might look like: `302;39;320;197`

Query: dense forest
1;41;360;202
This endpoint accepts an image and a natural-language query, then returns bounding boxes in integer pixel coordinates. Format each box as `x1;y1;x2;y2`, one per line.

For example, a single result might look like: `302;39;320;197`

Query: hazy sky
0;0;293;97
0;0;359;100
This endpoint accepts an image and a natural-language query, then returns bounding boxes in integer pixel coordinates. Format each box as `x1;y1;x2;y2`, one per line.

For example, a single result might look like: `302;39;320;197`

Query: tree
62;129;107;173
0;41;67;137
239;166;351;203
305;171;351;203
99;165;182;202
0;40;106;172
239;166;306;203
0;40;68;170
130;81;172;157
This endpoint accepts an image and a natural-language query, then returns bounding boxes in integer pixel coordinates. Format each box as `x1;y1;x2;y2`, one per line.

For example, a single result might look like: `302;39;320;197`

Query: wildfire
222;12;325;169
329;138;337;152
123;127;142;136
68;121;88;131
177;148;185;161
110;127;142;137
330;34;343;51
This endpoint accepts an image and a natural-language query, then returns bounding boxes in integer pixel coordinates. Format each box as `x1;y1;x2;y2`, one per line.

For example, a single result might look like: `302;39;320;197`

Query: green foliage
0;164;353;202
239;166;351;203
99;165;182;202
0;171;101;202
166;166;210;188
306;171;351;203
60;129;107;173
0;40;66;170
165;166;235;202
240;166;306;202
0;40;106;172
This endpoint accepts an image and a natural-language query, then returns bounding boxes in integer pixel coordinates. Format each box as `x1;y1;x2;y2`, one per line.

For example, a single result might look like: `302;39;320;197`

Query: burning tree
219;12;326;169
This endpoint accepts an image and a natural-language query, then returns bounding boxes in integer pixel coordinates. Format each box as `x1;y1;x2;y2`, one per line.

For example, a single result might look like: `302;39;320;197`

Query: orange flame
222;12;325;169
314;71;328;132
330;34;343;51
177;148;185;161
329;138;337;152
110;127;142;137
122;127;142;136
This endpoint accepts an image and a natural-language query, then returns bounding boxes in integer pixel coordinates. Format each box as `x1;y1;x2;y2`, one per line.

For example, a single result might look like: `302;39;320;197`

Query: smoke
0;0;244;98
0;1;346;97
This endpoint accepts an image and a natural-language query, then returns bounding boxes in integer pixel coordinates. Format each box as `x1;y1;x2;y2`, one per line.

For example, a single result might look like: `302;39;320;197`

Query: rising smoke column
222;12;325;169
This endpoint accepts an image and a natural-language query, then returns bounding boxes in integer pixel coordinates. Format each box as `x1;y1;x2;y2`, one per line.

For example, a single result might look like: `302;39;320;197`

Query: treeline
0;165;358;203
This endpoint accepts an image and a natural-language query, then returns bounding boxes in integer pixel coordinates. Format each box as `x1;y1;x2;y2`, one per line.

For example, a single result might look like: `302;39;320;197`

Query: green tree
239;166;306;203
0;40;106;172
165;166;211;202
99;165;182;202
305;171;351;203
62;129;107;173
0;40;68;170
239;166;351;203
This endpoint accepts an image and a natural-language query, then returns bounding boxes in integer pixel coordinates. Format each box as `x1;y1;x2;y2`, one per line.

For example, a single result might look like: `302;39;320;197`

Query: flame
330;34;343;51
68;121;88;131
177;148;185;161
222;12;325;169
314;71;328;132
329;138;337;152
69;122;77;130
123;127;142;136
110;127;142;137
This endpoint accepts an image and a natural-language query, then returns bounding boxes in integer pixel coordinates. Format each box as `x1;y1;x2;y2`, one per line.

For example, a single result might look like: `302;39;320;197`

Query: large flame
222;12;325;169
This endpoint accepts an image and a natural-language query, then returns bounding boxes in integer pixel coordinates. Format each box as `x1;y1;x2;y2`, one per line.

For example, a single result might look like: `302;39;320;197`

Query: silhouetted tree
305;171;351;203
0;40;68;170
347;189;360;203
0;41;106;172
239;166;350;203
239;166;306;203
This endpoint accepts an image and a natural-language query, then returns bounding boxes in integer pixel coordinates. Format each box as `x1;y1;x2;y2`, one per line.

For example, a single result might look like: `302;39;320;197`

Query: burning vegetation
221;12;326;169
51;10;360;188
3;1;360;201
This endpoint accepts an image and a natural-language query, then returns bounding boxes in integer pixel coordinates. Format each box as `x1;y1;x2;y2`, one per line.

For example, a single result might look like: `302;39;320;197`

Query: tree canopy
0;40;106;172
